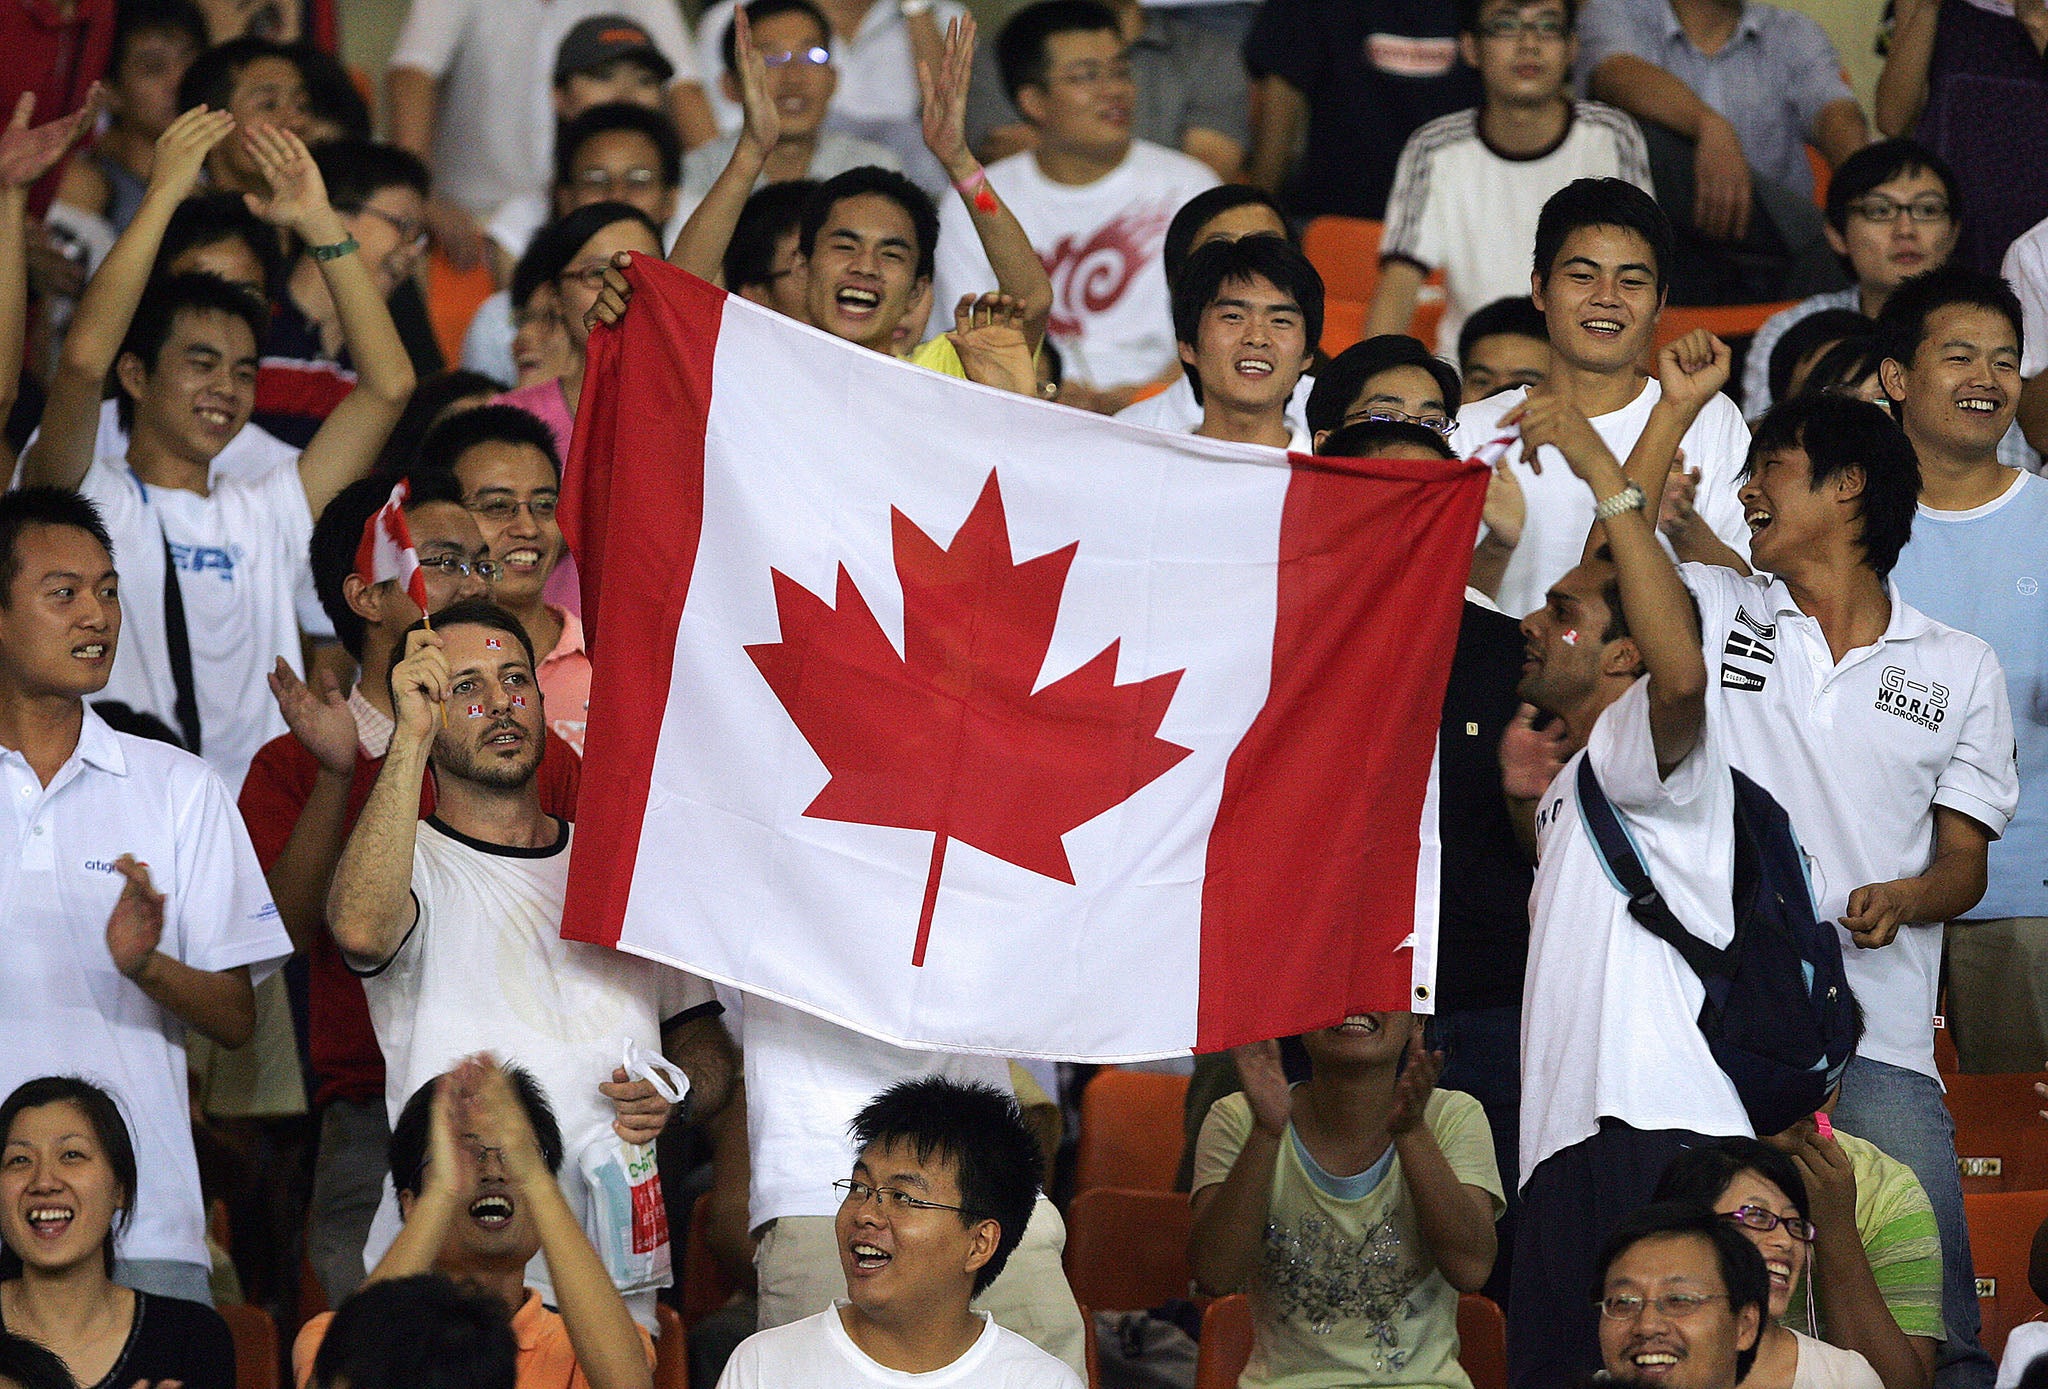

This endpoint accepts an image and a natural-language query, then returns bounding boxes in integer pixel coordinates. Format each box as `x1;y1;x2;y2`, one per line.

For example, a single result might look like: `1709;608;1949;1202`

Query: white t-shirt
1520;676;1752;1184
77;454;314;795
390;0;701;218
1995;1320;2048;1388
697;0;965;133
0;709;289;1269
1381;102;1652;351
1451;380;1752;620
1791;1330;1884;1389
1114;373;1315;438
1683;562;2019;1078
356;817;717;1309
2003;211;2048;380
733;992;1012;1231
931;142;1220;389
718;1305;1084;1388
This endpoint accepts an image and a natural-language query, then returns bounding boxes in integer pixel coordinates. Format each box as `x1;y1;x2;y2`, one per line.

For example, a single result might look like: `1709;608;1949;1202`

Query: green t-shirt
1781;1129;1946;1344
1193;1089;1505;1389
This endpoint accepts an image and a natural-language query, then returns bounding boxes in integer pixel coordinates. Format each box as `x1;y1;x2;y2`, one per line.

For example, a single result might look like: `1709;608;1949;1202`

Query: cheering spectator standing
18;110;415;795
1881;268;2047;1080
1370;0;1652;354
53;1;206;235
929;0;1216;412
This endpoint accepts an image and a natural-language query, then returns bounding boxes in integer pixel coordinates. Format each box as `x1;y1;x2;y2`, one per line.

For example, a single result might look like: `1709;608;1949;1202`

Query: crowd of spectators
2;1;2048;1388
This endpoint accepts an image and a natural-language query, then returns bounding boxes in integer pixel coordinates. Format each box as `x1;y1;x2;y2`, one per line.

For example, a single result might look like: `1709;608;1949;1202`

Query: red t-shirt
237;722;582;1106
3;0;115;217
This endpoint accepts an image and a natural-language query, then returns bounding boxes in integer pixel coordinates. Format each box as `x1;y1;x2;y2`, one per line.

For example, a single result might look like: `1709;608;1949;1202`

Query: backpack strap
1574;756;1730;979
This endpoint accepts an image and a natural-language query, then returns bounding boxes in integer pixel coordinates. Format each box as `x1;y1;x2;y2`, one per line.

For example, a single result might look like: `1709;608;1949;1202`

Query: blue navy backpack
1576;757;1859;1137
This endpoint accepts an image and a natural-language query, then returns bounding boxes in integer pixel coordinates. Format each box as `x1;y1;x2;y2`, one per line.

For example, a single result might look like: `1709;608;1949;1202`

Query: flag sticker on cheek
1561;629;1580;647
511;694;528;708
466;704;485;718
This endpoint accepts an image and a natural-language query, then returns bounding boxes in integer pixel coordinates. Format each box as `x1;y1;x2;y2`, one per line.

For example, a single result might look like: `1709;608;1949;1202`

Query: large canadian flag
561;256;1488;1060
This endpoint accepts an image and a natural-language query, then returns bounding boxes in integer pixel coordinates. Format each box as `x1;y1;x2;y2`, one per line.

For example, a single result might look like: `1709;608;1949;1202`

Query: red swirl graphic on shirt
1041;205;1175;341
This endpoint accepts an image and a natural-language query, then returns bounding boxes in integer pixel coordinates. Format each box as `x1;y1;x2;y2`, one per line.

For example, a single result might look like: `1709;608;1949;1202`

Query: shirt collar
541;606;586;667
1660;1;1761;45
509;1289;547;1351
1762;574;1932;642
73;706;128;775
348;684;395;760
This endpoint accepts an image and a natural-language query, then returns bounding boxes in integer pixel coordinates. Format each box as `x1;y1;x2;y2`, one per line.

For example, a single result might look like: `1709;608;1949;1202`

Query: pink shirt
539;605;591;754
495;379;584;618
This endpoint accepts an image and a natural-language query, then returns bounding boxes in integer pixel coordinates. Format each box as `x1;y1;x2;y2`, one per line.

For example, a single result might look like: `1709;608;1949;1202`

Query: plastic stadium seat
426;248;499;368
1458;1293;1509;1389
1964;1189;2048;1361
1652;302;1798;353
1807;144;1832;209
1946;1073;2048;1193
220;1302;279;1389
1935;1022;1961;1074
1062;1186;1192;1313
1302;217;1384;303
682;1190;738;1330
1074;1068;1188;1195
654;1302;690;1389
1319;297;1368;356
1194;1293;1254;1389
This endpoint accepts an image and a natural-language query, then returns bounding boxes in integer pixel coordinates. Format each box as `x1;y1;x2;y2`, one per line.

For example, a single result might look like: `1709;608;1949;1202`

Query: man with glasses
240;466;585;1306
1743;141;1964;418
1450;178;1752;618
1595;1204;1769;1389
1370;0;1652;355
257;140;435;448
716;1077;1081;1388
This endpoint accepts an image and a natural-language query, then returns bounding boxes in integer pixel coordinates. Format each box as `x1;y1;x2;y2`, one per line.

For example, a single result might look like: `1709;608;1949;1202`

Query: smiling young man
716;1077;1081;1388
1879;268;2048;1274
1451;177;1752;618
1742;141;1964;417
1595;1204;1768;1389
1173;235;1322;449
1369;0;1652;353
326;601;732;1329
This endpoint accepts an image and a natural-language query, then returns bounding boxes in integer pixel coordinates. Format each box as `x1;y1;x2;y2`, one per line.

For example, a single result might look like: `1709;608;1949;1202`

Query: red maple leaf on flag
746;471;1193;967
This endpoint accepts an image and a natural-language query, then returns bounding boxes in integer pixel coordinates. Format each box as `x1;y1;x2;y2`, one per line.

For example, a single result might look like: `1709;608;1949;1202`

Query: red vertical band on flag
559;255;726;948
1196;452;1487;1053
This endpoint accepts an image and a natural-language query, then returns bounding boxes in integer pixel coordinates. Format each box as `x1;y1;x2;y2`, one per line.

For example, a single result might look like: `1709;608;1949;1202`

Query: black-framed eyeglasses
1346;407;1456;438
1721;1205;1816;1242
762;45;831;67
342;203;430;255
1595;1292;1730;1321
468;496;559;524
832;1178;966;1214
417;555;504;583
1847;196;1950;225
1479;13;1570;39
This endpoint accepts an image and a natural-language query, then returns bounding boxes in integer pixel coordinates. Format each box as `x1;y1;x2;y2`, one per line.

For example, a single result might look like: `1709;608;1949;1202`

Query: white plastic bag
574;1039;689;1293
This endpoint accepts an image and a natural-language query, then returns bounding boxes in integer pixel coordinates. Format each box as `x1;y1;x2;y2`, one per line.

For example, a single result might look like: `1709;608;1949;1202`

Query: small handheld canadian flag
354;479;429;611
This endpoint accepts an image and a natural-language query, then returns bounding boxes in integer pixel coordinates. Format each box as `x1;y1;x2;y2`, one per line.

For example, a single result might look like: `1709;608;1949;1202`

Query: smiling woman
0;1077;235;1389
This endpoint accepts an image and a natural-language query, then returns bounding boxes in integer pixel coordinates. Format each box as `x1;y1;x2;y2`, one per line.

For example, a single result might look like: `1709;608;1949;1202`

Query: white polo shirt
0;708;290;1269
1683;562;2020;1079
1451;380;1753;621
1520;677;1751;1185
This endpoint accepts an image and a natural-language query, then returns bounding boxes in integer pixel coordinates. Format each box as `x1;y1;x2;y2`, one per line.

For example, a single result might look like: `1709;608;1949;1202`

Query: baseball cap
554;15;676;84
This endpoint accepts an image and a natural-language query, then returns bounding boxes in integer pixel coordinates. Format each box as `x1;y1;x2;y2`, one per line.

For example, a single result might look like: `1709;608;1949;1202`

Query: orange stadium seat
1964;1189;2048;1362
654;1302;690;1389
426;248;498;368
220;1302;279;1389
1653;302;1797;353
1300;217;1449;353
1063;1186;1193;1313
1459;1293;1509;1389
681;1190;738;1330
1074;1068;1188;1195
1194;1293;1254;1389
1946;1073;2048;1193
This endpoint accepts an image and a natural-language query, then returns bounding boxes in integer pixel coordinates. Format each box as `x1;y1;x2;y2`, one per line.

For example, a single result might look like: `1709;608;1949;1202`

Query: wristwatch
307;236;360;263
1592;481;1646;521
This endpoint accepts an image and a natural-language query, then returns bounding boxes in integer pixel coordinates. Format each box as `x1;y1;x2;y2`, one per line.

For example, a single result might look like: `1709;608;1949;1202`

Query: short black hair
0;1077;139;1277
1745;394;1920;578
316;140;430;211
1875;264;2024;375
1594;1202;1770;1384
1533;177;1673;293
1767;307;1872;408
374;369;509;477
297;43;374;142
798;167;939;283
311;1274;518;1389
1171;236;1325;400
160;192;286;299
112;0;207;74
1456;0;1577;37
416;402;563;485
1458;295;1550;366
0;1329;75;1389
725;179;819;291
1306;334;1462;436
554;102;683;193
1799;335;1886;400
310;469;470;660
511;202;664;312
995;0;1121;103
176;34;301;112
0;487;114;607
1320;418;1456;460
403;597;540;671
1824;137;1961;235
1162;185;1290;286
116;271;269;430
1652;1138;1811;1222
849;1078;1044;1295
386;1063;565;1199
721;0;833;76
